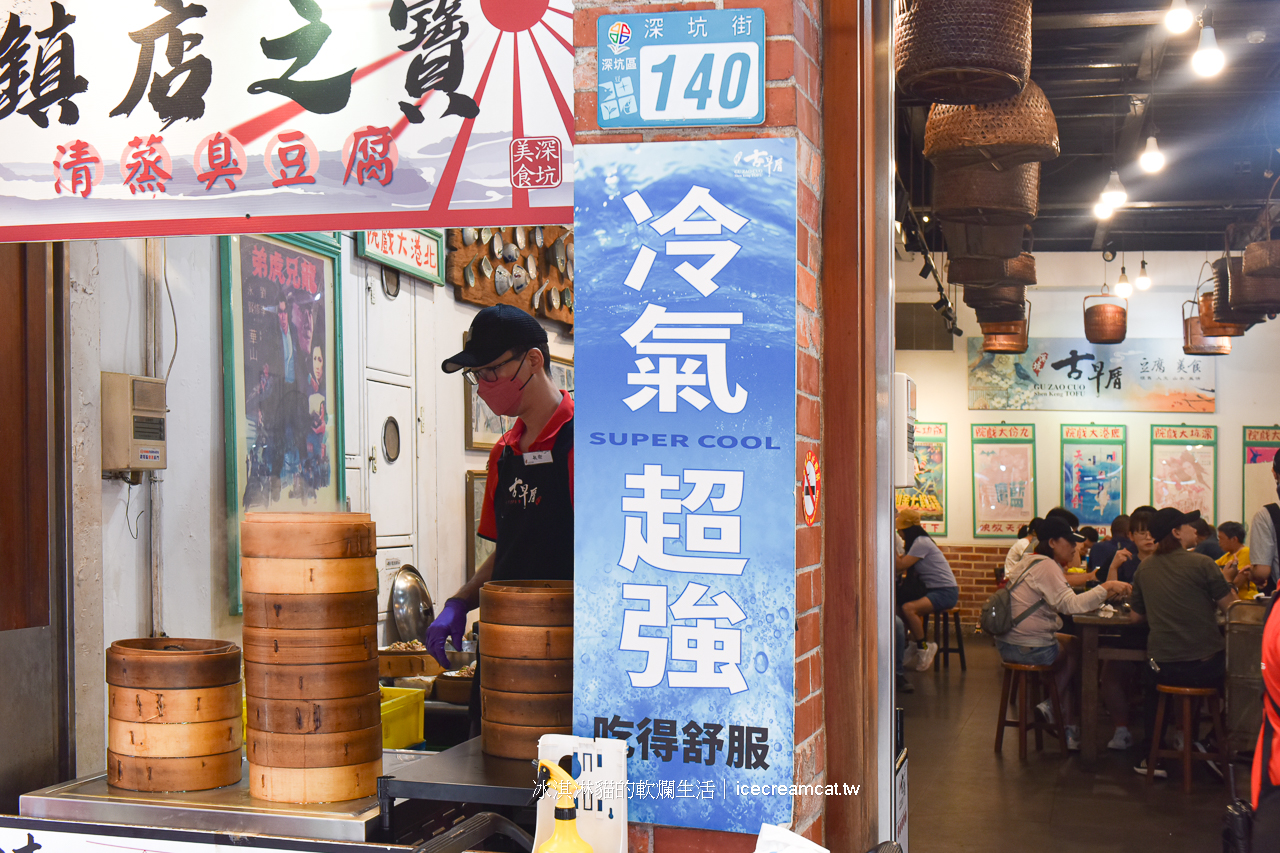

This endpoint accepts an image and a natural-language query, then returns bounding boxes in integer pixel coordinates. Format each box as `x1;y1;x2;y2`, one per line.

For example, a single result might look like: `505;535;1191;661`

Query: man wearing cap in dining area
1128;507;1237;777
425;305;574;685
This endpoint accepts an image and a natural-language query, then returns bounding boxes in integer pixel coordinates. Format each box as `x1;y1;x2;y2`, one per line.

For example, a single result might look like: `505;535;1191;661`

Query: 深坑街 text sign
574;138;797;832
0;0;573;240
967;337;1216;413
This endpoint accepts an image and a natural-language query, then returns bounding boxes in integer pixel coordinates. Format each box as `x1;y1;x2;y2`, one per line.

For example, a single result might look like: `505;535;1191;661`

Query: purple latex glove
427;598;468;668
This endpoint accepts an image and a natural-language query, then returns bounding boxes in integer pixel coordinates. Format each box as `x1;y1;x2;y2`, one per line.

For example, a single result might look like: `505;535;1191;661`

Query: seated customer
1248;453;1280;596
1088;514;1138;583
1129;507;1237;777
1193;518;1225;559
997;517;1131;750
1005;519;1040;576
1216;521;1256;599
896;507;960;672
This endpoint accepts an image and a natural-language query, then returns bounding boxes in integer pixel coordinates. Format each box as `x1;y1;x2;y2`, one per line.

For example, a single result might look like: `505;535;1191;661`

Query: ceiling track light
1193;9;1226;77
1166;0;1194;33
1139;136;1166;173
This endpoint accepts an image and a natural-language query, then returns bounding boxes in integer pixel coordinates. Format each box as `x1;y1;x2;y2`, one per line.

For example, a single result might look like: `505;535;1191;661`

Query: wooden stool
922;609;967;671
1147;684;1229;793
995;663;1067;759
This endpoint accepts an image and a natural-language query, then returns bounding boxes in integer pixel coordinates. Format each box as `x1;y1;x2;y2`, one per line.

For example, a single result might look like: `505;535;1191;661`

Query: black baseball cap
441;305;548;373
1037;517;1086;545
1150;507;1201;542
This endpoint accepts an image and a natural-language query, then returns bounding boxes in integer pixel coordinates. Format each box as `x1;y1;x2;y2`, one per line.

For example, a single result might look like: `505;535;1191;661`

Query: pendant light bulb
1139;136;1166;173
1165;0;1194;33
1118;266;1130;286
1136;260;1152;290
1093;201;1114;220
1115;277;1133;299
1101;170;1128;207
1193;25;1226;76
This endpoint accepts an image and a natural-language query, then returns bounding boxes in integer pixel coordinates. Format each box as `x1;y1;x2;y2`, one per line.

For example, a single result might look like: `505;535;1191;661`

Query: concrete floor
900;640;1239;853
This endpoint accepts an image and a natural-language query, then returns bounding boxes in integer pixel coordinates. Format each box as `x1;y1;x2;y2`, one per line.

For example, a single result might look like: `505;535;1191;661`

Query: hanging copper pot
1183;300;1231;355
1083;284;1127;344
1197;290;1250;337
983;301;1030;352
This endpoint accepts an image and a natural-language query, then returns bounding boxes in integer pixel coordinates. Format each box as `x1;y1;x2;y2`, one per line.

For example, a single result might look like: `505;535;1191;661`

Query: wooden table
1074;611;1147;765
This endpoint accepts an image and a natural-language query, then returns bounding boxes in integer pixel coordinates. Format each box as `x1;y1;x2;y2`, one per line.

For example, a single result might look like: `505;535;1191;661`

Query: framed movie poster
896;422;947;536
1244;427;1280;519
465;470;494;581
221;233;345;614
1151;425;1217;521
1061;425;1126;538
971;424;1036;538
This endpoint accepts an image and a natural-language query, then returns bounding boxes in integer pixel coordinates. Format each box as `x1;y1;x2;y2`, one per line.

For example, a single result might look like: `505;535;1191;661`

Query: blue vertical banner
573;139;798;832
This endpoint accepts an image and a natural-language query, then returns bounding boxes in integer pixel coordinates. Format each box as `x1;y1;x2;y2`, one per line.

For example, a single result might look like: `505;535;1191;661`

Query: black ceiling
897;0;1280;253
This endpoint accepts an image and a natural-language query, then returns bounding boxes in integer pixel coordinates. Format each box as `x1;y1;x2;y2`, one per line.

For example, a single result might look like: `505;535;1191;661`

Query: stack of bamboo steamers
241;512;381;803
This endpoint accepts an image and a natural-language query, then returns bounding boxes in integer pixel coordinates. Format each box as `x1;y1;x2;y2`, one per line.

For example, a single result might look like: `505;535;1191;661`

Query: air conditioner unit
101;372;167;473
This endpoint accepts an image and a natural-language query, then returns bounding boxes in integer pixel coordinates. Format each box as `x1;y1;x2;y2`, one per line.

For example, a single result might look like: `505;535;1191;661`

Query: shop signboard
1060;425;1126;538
1244;427;1280;520
1151;424;1217;521
967;337;1216;413
357;229;444;285
895;422;947;536
971;424;1036;538
596;9;766;129
574;138;797;831
0;1;573;241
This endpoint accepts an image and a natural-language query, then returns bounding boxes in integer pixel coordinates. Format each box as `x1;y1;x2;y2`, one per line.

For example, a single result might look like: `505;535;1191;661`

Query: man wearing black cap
1129;507;1237;777
425;305;573;671
1246;453;1280;595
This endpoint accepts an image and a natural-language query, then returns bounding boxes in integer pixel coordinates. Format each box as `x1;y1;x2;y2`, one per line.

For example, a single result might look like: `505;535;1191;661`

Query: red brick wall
937;544;1010;625
575;0;825;848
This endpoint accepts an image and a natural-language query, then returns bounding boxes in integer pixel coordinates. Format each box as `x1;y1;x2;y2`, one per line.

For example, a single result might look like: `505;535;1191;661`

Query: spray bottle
534;759;594;853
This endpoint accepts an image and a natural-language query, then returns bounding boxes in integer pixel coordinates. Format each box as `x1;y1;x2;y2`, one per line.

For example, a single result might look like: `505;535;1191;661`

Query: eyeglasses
463;351;527;385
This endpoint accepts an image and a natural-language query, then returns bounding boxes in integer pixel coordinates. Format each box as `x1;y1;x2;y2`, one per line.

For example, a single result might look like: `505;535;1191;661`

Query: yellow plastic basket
380;686;426;749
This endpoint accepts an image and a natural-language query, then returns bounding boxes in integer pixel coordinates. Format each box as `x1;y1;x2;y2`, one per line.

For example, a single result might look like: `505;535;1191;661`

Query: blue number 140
650;52;753;112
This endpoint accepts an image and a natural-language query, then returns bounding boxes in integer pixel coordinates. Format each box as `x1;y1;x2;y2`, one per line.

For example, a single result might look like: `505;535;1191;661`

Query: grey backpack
979;558;1048;636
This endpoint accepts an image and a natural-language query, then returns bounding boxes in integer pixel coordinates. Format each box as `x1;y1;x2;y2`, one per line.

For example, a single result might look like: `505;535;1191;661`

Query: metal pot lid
553;237;567;272
480;256;493;279
512;264;529;293
549;286;561;310
566;256;574;282
481;227;492;244
494;265;512;295
462;227;477;246
492;232;503;257
464;260;476;287
515;227;527;250
534;226;544;248
390;566;434;645
502;242;520;263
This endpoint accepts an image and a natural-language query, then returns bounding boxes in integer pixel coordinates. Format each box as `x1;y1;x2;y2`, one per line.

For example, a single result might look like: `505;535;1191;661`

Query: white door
366;379;416;540
366;266;414;377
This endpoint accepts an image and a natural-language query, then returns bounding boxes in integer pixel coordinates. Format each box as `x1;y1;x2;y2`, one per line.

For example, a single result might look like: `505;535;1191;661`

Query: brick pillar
574;1;825;849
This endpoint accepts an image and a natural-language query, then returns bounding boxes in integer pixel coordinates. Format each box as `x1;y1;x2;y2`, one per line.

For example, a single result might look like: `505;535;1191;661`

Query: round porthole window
383;416;401;463
382;269;400;299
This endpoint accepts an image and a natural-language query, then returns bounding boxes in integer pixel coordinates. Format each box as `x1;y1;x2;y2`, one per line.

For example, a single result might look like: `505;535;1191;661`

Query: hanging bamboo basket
1212;257;1269;325
1229;253;1280;313
1183;301;1232;356
1083;284;1127;344
1244;174;1280;278
948;253;1036;286
974;303;1026;324
895;0;1033;105
963;282;1026;309
924;81;1059;171
940;222;1026;259
934;161;1039;226
1197;288;1250;337
982;301;1030;352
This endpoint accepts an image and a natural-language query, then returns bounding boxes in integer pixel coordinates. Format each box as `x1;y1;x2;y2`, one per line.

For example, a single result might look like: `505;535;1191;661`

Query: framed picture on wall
895;422;947;536
220;232;346;615
971;424;1036;538
551;354;574;399
1060;425;1126;538
466;470;495;581
1244;426;1280;519
1151;425;1217;521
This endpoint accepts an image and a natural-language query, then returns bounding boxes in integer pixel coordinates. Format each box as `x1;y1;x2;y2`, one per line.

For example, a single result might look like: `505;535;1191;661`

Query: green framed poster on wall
220;232;347;615
1150;424;1217;522
1243;426;1280;520
1060;425;1126;538
357;229;445;284
896;422;947;536
972;423;1036;538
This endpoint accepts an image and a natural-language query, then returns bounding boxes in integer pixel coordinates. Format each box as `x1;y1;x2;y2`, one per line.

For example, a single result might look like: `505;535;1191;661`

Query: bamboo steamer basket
246;725;382;768
940;222;1025;259
435;672;474;705
933;161;1039;226
247;692;381;734
479;580;573;627
1213;257;1268;325
108;750;242;792
244;658;379;700
981;302;1030;353
241;557;376;595
480;690;572;727
478;624;573;660
242;591;378;629
1197;291;1250;337
924;81;1058;171
948;253;1035;287
249;759;382;803
240;512;376;559
105;638;244;791
379;651;444;679
1083;285;1127;344
894;0;1032;105
480;655;573;694
481;720;572;761
242;625;378;665
1183;303;1232;356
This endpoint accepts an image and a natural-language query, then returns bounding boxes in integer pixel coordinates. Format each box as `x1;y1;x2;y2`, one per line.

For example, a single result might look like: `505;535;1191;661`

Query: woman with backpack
998;517;1131;750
